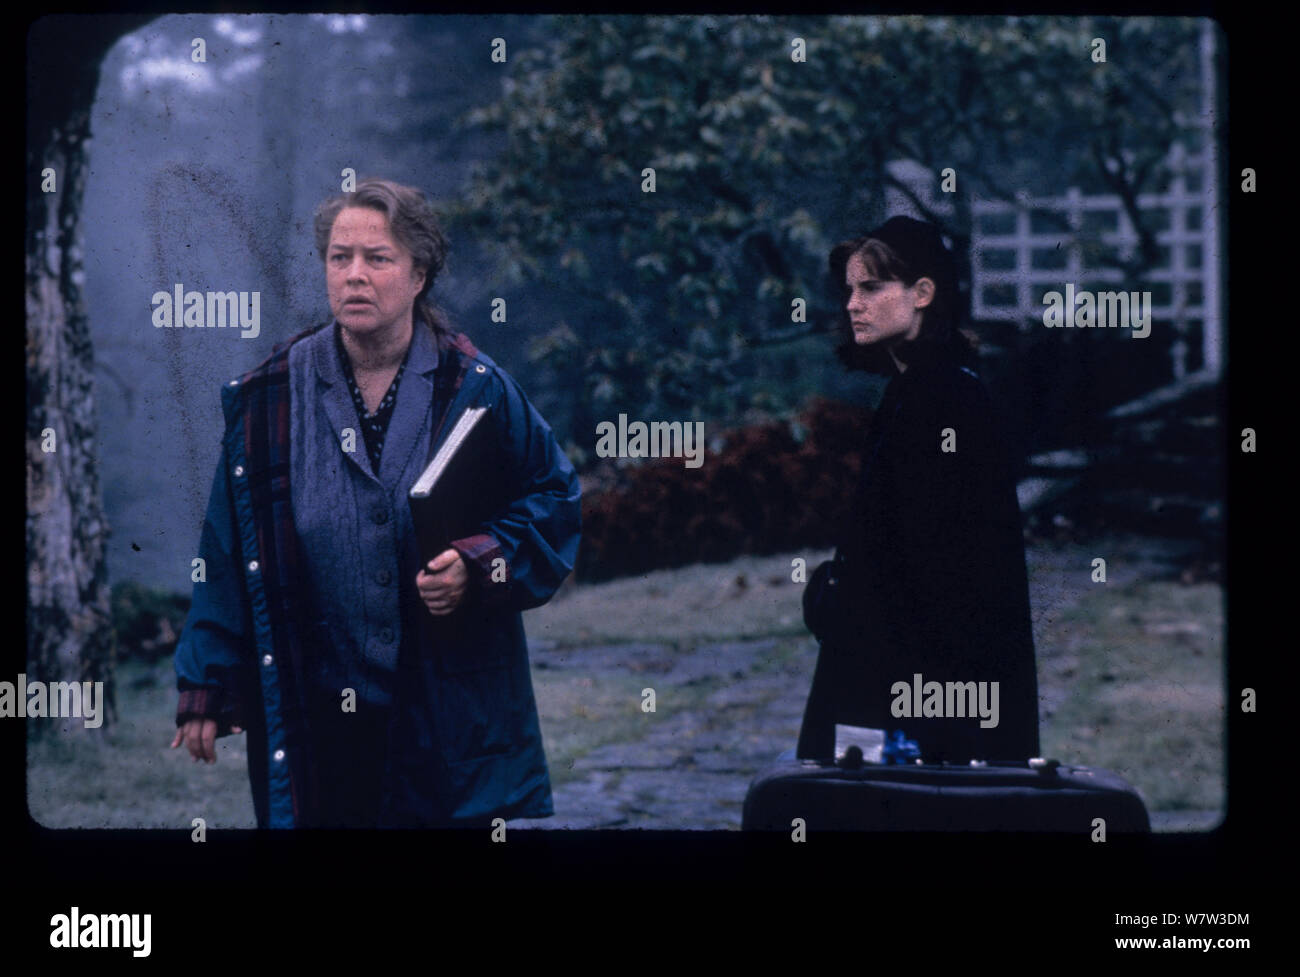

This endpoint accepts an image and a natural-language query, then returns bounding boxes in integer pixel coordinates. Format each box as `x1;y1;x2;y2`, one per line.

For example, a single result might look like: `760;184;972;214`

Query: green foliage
110;582;189;663
451;15;1203;432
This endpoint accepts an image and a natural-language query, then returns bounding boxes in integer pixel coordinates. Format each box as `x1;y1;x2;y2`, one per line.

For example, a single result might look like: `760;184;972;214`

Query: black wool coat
797;349;1041;762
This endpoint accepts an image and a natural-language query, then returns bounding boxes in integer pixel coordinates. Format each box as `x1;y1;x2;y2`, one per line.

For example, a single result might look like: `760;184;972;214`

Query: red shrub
576;399;873;581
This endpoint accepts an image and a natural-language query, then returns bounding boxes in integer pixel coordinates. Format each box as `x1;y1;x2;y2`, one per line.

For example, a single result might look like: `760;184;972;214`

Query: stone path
516;637;809;830
513;534;1218;831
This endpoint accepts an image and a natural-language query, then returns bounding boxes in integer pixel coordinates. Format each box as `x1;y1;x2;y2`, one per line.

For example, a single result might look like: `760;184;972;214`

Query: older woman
170;178;581;828
798;216;1040;763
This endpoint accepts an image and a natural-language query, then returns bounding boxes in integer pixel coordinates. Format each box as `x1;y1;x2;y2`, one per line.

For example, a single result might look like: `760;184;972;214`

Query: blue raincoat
173;321;581;827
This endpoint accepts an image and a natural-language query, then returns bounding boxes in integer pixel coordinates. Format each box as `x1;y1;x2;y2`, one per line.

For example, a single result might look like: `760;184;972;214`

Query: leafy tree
450;14;1203;439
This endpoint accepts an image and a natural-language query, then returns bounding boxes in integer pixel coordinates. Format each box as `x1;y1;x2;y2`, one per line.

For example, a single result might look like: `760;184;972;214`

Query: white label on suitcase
834;725;885;764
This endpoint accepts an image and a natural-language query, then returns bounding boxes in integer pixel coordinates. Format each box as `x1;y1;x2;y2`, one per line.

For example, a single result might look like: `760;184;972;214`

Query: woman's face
844;251;929;348
326;206;426;340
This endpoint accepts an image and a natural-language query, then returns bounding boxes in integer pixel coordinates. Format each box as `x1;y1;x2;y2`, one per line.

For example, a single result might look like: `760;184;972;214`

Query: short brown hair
314;177;452;337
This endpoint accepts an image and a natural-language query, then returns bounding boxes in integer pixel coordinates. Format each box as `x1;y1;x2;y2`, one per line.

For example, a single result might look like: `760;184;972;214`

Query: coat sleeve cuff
176;687;245;734
450;532;511;608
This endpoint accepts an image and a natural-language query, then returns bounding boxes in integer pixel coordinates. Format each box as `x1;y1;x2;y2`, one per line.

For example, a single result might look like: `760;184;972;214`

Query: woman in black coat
797;216;1040;762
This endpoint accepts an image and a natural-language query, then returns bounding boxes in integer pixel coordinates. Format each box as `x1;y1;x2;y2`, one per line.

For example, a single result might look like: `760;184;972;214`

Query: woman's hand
170;718;242;763
416;548;469;616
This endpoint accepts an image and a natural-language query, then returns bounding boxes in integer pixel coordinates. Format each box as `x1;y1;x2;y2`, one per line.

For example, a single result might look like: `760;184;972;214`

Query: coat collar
311;319;444;484
890;345;977;387
312;318;440;386
222;322;485;485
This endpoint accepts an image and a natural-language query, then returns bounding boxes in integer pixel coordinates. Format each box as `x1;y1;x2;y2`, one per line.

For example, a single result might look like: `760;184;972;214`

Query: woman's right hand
170;718;242;763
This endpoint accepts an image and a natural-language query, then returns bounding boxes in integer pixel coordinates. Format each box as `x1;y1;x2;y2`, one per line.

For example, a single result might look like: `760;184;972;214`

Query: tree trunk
26;15;153;737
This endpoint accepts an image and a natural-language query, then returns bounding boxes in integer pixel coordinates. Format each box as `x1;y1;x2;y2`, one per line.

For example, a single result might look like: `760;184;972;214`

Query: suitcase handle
832;753;1064;774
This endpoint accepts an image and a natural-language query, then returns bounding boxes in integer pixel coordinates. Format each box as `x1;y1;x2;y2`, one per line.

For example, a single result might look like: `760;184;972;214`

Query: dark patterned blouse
334;322;413;474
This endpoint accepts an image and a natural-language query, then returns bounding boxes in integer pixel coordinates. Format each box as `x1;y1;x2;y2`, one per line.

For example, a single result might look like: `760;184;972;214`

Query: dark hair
313;177;453;341
828;221;975;374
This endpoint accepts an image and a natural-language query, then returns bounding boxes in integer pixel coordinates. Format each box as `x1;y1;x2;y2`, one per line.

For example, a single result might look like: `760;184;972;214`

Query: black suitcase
742;754;1150;832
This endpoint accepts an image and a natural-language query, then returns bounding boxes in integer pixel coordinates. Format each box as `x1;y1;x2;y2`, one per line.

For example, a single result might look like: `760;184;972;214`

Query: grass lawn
27;661;256;829
526;550;833;647
1036;578;1224;817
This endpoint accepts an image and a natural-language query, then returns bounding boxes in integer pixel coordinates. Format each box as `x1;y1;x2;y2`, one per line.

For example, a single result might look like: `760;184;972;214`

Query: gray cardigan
288;320;442;706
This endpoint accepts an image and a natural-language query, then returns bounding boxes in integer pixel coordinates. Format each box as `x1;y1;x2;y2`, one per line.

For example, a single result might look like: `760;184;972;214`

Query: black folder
408;406;507;569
